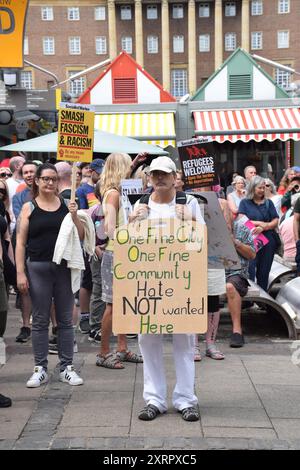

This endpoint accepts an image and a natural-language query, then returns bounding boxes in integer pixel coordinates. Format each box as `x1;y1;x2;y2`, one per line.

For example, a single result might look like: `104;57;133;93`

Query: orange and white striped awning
193;108;300;143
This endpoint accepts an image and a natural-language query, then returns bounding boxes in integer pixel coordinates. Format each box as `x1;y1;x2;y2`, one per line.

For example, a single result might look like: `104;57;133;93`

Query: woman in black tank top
15;163;84;388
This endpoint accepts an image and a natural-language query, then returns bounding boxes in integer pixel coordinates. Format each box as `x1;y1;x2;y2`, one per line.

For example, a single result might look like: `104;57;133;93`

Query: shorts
101;250;113;304
81;253;93;291
226;274;249;298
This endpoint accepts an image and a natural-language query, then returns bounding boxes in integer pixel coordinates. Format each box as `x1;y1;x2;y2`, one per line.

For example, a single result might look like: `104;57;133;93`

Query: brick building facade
24;0;300;98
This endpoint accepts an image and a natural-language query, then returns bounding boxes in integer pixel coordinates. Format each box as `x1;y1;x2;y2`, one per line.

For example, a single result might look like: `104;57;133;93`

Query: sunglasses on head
0;172;11;178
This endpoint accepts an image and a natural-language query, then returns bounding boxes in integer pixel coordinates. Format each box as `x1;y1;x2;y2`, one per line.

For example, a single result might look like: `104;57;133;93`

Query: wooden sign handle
70;162;77;204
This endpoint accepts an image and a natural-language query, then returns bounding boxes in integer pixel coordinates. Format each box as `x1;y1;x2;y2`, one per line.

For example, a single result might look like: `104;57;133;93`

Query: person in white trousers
129;156;205;422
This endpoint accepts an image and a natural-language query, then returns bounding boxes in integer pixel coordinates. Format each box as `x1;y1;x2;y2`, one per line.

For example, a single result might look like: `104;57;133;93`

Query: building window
95;36;107;55
41;6;53;20
121;6;132;20
147;5;158;19
68;7;80;20
225;2;236;16
199;34;210;52
43;37;55;55
121;36;133;54
278;0;290;14
69;37;81;55
173;35;184;53
147;36;158;54
172;4;184;19
275;67;291;90
68;71;86;97
225;33;237;51
20;71;33;89
277;30;289;48
199;3;210;17
95;6;106;20
24;37;29;55
251;0;263;15
171;69;187;98
251;32;263;50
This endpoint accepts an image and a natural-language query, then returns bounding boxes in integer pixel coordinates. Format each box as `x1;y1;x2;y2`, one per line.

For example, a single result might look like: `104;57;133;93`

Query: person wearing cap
76;159;105;210
129;156;205;422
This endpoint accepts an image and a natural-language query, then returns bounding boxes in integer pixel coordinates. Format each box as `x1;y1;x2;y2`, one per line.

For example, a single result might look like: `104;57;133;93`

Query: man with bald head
55;161;73;203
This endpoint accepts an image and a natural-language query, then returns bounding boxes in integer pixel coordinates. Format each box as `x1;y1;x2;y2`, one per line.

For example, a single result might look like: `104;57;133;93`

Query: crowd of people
0;155;300;421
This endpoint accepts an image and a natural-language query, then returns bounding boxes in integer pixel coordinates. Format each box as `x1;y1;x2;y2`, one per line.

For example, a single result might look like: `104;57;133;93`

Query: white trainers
59;365;83;386
26;366;48;388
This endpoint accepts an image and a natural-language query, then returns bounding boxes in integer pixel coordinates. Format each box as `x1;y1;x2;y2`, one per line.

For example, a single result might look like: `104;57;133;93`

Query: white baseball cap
148;156;176;174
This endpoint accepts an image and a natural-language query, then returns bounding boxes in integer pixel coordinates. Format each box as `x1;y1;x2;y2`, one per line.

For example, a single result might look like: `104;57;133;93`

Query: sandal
206;344;225;360
138;404;160;421
194;345;202;362
117;350;143;363
96;353;125;369
180;406;200;422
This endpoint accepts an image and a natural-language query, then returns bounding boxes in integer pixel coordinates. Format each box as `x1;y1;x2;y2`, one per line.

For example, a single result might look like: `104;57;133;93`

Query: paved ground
1;298;300;450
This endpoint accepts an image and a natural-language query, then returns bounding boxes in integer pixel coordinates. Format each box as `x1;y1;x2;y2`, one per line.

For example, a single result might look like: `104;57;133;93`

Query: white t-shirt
135;193;205;224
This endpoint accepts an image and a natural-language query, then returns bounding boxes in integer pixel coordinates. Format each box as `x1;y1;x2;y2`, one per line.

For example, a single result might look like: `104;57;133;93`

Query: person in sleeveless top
96;153;143;370
16;163;84;388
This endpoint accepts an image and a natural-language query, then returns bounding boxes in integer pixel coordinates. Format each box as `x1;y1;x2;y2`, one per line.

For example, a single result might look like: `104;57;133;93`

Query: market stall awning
193;108;300;143
95;112;176;148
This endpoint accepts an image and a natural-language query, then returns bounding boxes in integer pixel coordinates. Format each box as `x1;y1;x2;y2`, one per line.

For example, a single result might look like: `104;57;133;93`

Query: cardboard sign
0;0;29;68
178;137;218;190
113;219;207;334
57;103;94;163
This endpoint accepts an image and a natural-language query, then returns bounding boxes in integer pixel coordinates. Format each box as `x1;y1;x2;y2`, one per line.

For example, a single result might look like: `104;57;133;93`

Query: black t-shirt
27;200;69;261
294;198;300;239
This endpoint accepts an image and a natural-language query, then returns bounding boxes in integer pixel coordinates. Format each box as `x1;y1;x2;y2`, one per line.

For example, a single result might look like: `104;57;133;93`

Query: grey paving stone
206;438;228;450
271;419;300;439
51;439;71;450
248;439;275;450
271;440;291;450
256;385;300;418
125;438;145;449
14;438;50;450
200;407;271;428
0;439;16;450
69;438;86;449
185;438;209;450
87;438;107;449
223;439;249;450
203;427;277;439
143;438;164;449
105;437;128;449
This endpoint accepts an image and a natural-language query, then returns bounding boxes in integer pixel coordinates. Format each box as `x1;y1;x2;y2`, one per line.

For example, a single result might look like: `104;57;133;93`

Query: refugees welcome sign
113;219;207;334
178;137;217;189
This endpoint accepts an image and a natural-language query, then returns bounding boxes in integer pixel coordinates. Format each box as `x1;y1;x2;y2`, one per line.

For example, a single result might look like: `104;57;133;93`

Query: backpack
138;191;187;205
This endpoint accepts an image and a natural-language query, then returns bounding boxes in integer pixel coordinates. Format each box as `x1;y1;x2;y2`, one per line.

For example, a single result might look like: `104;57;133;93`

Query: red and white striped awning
193;108;300;143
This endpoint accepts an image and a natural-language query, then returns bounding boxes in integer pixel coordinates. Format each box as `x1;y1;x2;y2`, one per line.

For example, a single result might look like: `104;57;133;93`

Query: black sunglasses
0;172;11;178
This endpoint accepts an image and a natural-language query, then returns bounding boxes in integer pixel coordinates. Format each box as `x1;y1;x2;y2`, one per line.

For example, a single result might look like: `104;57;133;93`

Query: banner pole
70;162;77;204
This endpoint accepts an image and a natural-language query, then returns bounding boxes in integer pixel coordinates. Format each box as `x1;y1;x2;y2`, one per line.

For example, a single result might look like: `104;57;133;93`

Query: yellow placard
113;219;208;335
57;106;94;163
0;0;29;68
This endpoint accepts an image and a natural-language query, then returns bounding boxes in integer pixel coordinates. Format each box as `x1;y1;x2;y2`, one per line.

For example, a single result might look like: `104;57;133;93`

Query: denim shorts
101;250;113;304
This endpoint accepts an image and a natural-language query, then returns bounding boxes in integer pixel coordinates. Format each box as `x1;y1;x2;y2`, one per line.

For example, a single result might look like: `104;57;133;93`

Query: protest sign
113;218;207;334
57;103;94;163
177;137;218;190
121;179;143;224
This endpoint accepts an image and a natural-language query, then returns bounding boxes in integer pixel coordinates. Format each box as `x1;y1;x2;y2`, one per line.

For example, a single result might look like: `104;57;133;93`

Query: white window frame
251;0;263;15
225;33;237;51
68;71;86;97
69;37;81;55
147;35;158;54
24;37;29;56
121;36;133;54
20;71;33;90
278;0;290;14
251;31;263;50
277;30;289;48
199;3;210;18
225;2;236;16
275;67;291;90
172;4;184;19
94;6;106;20
173;35;184;53
43;37;55;55
95;36;107;55
41;6;53;21
147;5;158;20
199;34;210;52
68;7;80;21
120;5;132;20
171;69;188;98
